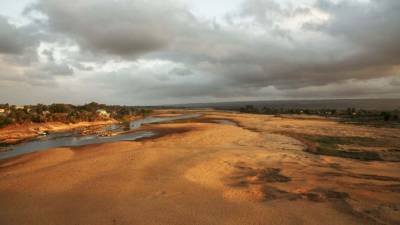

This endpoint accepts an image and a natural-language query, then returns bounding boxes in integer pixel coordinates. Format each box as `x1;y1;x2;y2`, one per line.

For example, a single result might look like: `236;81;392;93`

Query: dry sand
0;111;399;225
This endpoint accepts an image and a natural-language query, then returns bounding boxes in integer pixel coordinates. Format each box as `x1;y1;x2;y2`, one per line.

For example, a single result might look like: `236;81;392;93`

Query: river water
0;114;200;160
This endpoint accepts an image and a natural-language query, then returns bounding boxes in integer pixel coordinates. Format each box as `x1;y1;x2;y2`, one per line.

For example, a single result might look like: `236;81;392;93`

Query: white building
96;109;110;118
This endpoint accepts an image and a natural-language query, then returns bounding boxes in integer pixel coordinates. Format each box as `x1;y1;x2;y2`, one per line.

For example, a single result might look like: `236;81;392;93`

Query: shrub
0;115;12;128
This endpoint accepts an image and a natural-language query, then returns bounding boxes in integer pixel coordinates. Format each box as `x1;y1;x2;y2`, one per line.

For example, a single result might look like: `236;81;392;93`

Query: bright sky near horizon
0;0;399;105
3;0;246;20
1;0;317;19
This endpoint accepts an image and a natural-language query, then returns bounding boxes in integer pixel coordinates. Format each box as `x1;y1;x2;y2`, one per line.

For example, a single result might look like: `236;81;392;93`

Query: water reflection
0;114;200;160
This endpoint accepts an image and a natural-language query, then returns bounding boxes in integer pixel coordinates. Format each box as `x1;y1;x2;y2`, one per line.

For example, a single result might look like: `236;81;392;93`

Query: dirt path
0;111;399;225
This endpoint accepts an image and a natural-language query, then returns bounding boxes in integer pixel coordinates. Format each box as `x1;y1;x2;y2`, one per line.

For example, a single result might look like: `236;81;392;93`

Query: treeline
0;102;152;128
239;105;400;122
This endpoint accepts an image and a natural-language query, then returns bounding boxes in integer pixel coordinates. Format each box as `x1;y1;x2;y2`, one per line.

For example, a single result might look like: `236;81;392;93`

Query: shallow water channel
0;114;200;160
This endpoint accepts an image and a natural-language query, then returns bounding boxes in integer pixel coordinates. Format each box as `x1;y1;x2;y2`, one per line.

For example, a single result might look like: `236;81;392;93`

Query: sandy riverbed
0;110;399;225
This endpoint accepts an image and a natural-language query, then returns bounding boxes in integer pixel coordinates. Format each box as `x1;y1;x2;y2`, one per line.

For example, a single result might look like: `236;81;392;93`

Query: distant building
14;106;31;112
0;109;5;114
96;109;110;118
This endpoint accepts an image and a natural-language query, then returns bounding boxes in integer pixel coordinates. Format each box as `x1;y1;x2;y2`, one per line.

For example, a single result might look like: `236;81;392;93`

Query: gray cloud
168;67;193;76
0;0;399;105
41;62;73;76
183;0;400;91
32;0;194;57
305;0;400;69
0;16;38;55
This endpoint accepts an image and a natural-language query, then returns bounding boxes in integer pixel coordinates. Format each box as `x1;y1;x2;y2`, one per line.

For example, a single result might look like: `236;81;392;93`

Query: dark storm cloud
0;16;38;55
1;0;400;104
32;0;194;57
18;62;73;88
304;0;400;71
314;0;400;50
190;0;400;92
32;0;400;83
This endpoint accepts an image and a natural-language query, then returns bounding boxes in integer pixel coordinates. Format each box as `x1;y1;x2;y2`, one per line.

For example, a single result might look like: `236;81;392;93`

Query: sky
0;0;399;105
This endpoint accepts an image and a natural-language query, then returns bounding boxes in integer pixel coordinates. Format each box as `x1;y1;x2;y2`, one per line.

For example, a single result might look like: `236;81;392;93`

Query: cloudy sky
0;0;399;105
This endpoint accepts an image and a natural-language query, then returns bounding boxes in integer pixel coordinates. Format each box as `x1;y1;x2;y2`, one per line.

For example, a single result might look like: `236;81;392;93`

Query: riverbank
0;120;119;145
0;113;202;160
0;110;399;225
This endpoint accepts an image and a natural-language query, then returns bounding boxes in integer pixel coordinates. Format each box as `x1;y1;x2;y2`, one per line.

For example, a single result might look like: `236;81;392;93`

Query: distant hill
168;99;400;111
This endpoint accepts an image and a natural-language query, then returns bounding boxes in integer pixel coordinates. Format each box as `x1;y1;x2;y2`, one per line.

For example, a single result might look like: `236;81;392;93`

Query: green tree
0;115;12;128
49;104;72;114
